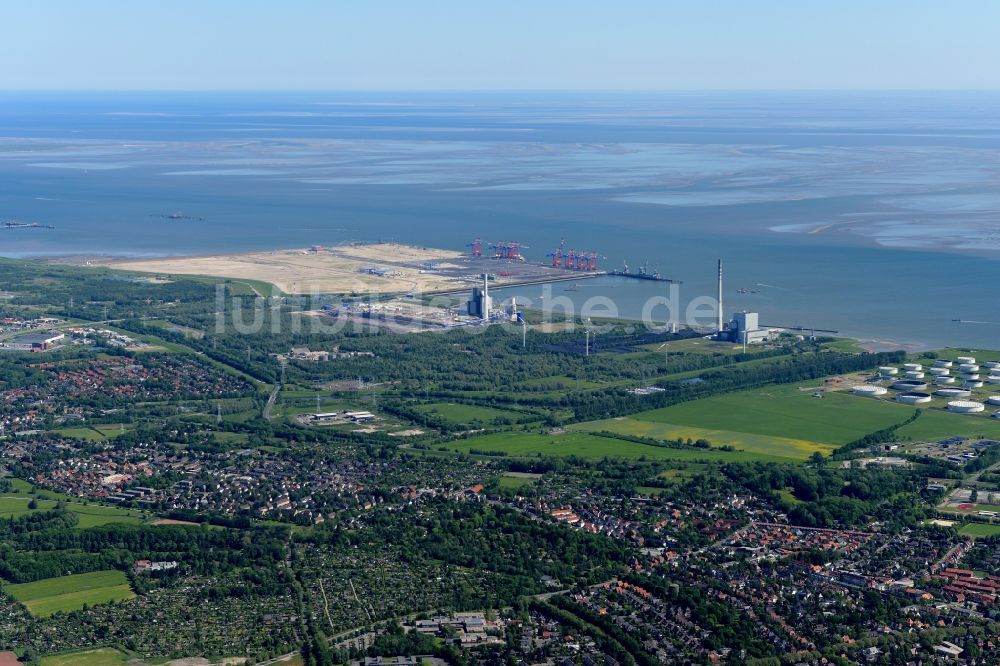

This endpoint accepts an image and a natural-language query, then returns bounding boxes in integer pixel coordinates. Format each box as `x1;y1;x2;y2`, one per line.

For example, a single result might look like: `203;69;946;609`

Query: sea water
0;91;999;349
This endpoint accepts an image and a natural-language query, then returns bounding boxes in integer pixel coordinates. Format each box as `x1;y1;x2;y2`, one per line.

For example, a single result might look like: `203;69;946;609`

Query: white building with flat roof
728;311;770;344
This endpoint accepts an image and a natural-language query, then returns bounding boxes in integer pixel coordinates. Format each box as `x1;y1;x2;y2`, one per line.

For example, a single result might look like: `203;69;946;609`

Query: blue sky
2;1;998;90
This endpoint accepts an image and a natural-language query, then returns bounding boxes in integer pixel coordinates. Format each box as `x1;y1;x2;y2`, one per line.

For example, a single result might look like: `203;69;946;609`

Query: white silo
897;392;932;405
947;400;985;413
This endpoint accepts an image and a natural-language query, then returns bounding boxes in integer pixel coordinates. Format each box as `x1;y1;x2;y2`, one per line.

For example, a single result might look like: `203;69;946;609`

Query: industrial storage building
8;331;65;351
947;400;985;413
852;385;888;397
897;392;932;405
891;380;928;391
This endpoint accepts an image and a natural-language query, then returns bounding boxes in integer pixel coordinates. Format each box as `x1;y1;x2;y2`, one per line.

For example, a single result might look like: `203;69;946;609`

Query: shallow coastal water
0;91;999;349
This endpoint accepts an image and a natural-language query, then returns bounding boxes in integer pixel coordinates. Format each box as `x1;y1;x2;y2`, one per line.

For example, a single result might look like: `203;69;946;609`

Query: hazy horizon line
2;88;1000;95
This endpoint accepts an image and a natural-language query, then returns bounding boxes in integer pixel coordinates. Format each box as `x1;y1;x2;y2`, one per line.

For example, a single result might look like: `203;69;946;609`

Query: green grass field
53;424;133;441
958;522;1000;538
959;503;1000;512
0;496;144;528
636;383;906;446
518;375;604;389
497;475;537;490
895;408;1000;441
413;402;525;425
638;337;764;356
40;647;131;666
628;381;1000;450
447;431;793;463
5;570;135;617
569;416;831;461
929;349;1000;365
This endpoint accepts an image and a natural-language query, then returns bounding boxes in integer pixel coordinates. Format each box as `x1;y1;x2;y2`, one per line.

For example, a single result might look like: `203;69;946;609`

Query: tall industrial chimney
480;272;491;320
717;259;724;334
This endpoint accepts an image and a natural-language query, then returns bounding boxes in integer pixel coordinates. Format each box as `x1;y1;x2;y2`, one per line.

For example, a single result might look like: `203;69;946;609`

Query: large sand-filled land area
102;243;468;295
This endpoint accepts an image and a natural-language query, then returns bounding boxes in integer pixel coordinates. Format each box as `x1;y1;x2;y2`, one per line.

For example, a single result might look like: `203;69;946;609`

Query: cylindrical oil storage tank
936;376;957;385
959;364;980;373
956;356;976;364
879;366;899;376
986;396;1000;406
965;380;985;389
903;363;923;371
853;385;888;397
960;373;981;381
984;361;1000;370
988;376;1000;384
892;380;928;391
929;367;950;376
937;388;972;398
947;400;985;413
898;392;932;405
933;360;954;368
905;371;925;379
994;411;1000;419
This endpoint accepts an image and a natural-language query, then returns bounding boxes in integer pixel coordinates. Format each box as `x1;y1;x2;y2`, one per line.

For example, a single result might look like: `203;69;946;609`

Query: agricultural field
0;496;145;528
52;424;134;442
634;383;906;447
895;408;1000;441
5;570;135;617
569;417;830;461
497;472;541;490
445;430;791;463
412;402;527;426
40;647;131;666
621;379;1000;453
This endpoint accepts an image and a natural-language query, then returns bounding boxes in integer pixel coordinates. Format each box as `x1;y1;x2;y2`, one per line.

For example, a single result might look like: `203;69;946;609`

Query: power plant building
723;311;771;344
714;260;770;344
466;274;493;319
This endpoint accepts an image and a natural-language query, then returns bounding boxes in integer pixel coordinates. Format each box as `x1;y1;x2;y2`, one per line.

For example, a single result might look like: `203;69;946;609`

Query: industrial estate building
6;331;65;351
